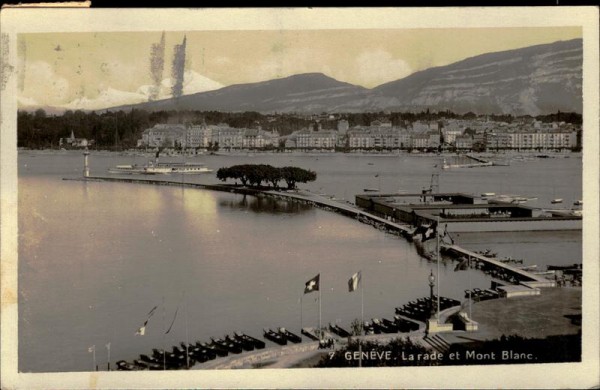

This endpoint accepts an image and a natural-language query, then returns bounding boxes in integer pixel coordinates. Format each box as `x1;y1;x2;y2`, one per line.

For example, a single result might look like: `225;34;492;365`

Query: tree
281;166;317;190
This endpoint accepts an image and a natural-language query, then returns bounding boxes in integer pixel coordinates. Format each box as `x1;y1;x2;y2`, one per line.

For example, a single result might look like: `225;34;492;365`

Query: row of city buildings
135;118;580;151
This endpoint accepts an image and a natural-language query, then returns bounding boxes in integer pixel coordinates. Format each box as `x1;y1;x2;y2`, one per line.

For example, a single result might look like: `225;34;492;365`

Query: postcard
1;7;598;389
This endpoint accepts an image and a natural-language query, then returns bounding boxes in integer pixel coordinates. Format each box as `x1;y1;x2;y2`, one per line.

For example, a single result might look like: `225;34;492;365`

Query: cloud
354;49;412;87
138;70;223;100
246;48;334;83
21;61;71;105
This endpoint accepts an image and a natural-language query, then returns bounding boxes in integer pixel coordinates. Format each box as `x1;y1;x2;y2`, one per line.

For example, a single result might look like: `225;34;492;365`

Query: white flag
88;345;95;353
348;271;361;292
135;326;146;336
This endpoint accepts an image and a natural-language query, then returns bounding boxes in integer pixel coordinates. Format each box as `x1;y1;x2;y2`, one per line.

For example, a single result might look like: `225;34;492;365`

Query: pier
441;244;555;288
64;175;414;236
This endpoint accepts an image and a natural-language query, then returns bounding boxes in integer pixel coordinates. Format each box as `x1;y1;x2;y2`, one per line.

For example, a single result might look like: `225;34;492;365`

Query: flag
134;304;159;336
454;257;470;272
88;345;95;353
442;224;455;245
348;271;361;292
165;307;179;334
421;221;438;242
105;342;111;349
304;274;320;294
135;320;148;336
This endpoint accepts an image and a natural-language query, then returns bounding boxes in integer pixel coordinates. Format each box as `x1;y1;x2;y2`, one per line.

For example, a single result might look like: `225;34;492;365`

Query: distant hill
110;72;371;114
102;39;582;116
366;38;582;116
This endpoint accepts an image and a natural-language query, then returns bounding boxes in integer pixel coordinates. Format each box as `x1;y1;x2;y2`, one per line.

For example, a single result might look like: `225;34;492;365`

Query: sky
17;27;582;109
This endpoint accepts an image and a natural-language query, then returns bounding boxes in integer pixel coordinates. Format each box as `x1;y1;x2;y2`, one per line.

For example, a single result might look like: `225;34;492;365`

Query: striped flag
348;271;361;292
304;274;320;294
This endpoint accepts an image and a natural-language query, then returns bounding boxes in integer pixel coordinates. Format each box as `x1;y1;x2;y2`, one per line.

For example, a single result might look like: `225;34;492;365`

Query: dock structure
355;192;581;232
441;244;555;288
64;175;415;236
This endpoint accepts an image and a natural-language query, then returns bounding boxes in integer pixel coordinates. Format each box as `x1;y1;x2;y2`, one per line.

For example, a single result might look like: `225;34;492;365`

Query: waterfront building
455;135;474;150
441;129;464;144
295;128;337;149
242;129;279;148
60;130;93;148
337;119;349;134
138;124;186;148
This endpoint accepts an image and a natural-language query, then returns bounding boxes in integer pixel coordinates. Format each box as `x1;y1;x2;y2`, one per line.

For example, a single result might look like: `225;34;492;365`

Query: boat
116;360;138;371
225;334;254;351
371;318;396;333
301;327;320;341
278;327;302;343
393;315;420;332
574;200;583;206
328;323;351;338
551;199;563;204
547;263;582;271
108;161;213;175
197;341;228;357
211;337;242;354
363;188;380;192
263;328;287;345
481;192;496;199
234;332;266;349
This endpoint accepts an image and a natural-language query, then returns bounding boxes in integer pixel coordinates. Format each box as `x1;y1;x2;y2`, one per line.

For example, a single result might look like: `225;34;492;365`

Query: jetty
441;244;555;288
64;175;414;237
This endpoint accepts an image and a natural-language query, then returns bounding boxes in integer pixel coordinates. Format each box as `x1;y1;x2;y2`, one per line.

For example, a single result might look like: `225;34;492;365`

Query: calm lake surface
18;150;582;372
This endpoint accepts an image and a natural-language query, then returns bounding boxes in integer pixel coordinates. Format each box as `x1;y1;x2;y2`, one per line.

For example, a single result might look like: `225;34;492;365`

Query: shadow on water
218;194;313;214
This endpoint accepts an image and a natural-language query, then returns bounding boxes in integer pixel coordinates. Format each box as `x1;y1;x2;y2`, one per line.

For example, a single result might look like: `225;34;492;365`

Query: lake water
18;150;581;372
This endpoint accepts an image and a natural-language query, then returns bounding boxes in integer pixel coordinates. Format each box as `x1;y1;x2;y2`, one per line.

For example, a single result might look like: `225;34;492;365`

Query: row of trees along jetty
216;164;316;190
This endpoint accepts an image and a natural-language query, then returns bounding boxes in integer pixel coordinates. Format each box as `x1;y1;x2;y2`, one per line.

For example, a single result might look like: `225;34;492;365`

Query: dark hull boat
264;328;287;345
229;334;255;351
234;332;266;349
225;335;253;351
301;327;320;341
211;337;243;354
372;318;396;333
278;327;302;343
328;323;351;338
116;360;137;371
393;315;420;332
197;341;228;357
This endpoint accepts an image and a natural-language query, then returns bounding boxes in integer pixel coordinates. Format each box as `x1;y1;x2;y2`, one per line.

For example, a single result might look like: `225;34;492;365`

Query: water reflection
218;194;313;214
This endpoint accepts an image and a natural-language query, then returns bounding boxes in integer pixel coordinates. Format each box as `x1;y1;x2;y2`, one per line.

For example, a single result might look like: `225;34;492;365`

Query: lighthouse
82;140;90;178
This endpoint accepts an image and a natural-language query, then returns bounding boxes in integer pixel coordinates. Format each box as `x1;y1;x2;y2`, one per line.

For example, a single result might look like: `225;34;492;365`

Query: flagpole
93;346;96;371
162;296;166;371
469;256;472;321
360;271;364;368
300;294;303;330
185;292;189;369
106;343;110;371
319;278;322;341
436;216;440;322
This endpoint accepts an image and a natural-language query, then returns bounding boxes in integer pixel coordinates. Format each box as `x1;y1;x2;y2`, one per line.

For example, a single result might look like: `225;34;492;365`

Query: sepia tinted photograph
1;7;598;389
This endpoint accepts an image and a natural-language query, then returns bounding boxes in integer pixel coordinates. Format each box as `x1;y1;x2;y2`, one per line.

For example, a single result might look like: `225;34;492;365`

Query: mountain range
23;39;582;116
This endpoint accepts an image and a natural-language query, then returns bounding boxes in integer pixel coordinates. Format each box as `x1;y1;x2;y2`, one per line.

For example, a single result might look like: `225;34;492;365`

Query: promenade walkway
442;244;555;287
